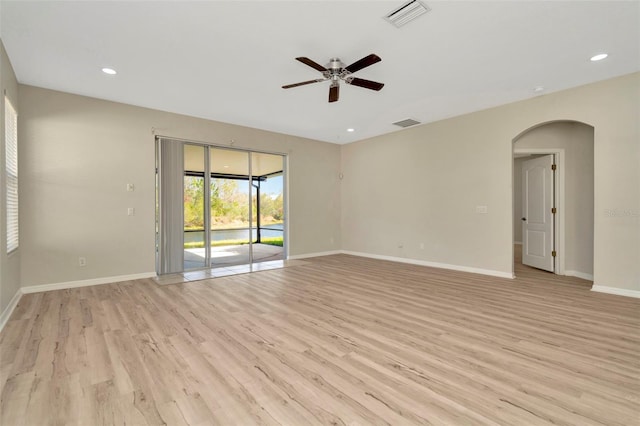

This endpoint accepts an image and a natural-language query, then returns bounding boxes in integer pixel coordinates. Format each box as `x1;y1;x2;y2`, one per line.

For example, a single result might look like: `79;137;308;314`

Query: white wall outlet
419;242;425;250
398;242;404;249
127;207;135;216
78;257;86;267
476;205;488;214
126;183;135;192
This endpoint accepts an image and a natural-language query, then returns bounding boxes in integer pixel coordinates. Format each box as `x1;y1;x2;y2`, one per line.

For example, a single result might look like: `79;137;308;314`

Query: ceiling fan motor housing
326;58;347;81
327;58;344;70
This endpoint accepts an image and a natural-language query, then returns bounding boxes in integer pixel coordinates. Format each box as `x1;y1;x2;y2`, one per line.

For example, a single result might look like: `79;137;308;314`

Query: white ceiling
2;1;639;144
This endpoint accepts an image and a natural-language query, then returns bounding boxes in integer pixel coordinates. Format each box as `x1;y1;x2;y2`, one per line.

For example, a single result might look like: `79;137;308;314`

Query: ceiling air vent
392;118;421;128
384;0;431;28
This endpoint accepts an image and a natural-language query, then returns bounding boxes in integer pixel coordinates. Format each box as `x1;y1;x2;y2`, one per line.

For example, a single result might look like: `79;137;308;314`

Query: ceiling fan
282;53;384;103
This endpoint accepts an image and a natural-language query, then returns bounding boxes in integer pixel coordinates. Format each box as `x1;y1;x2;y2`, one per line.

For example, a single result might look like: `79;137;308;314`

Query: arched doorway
512;121;594;280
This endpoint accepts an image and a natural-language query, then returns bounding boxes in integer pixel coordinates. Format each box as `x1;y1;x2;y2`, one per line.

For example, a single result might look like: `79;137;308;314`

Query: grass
184;236;283;249
260;236;284;247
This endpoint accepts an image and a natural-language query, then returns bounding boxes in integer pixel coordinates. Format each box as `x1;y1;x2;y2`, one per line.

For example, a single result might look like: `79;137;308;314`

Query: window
5;96;18;253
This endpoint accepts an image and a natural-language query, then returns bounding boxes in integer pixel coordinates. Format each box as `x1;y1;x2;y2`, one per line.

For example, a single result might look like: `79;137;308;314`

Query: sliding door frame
155;135;289;275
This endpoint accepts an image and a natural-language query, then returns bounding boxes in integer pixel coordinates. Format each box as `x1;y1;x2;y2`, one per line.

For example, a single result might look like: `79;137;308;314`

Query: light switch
476;205;488;214
126;183;135;192
127;207;135;216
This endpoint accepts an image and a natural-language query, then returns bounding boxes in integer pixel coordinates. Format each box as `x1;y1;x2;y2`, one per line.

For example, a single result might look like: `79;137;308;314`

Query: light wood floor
1;254;638;425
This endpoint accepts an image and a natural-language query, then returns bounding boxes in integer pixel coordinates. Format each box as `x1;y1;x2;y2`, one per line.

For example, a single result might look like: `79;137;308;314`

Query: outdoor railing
184;226;283;247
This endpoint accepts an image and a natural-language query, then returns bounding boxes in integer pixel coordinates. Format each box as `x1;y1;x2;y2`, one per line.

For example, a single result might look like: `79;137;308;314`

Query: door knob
521;217;526;221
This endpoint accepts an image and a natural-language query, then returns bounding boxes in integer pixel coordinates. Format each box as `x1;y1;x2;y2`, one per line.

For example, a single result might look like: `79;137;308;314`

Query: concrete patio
184;243;283;270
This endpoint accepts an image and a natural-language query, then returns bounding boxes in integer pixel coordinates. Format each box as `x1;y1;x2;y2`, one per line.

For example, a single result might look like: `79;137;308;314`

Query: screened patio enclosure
157;137;286;275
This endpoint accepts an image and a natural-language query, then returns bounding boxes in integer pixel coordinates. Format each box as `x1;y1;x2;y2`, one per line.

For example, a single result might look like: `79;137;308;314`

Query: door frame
513;148;565;275
155;135;290;275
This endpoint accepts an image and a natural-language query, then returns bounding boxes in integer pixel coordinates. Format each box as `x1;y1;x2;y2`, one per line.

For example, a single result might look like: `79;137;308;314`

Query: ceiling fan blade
344;54;381;73
282;79;326;89
347;77;384;91
329;83;339;103
295;57;328;72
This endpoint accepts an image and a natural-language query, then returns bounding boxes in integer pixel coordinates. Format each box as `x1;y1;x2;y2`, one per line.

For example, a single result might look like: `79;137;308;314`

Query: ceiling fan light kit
282;53;384;103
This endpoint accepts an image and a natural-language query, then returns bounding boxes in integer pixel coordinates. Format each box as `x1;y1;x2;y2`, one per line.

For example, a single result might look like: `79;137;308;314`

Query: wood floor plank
1;253;639;425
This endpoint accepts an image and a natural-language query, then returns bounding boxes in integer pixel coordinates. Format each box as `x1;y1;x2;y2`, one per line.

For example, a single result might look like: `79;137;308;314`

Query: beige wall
1;40;21;316
18;85;341;287
342;72;639;291
11;64;640;293
515;122;594;277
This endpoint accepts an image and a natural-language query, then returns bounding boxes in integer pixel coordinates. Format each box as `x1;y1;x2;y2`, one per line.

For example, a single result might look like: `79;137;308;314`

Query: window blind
5;96;18;253
156;137;185;274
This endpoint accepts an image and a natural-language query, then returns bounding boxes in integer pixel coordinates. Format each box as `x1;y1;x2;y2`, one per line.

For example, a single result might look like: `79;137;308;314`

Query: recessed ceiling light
101;67;117;75
590;53;608;62
223;165;229;168
347;128;355;132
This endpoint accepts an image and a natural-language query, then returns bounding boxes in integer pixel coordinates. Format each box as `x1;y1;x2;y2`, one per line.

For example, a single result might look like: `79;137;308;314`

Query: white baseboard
0;288;23;333
21;272;157;294
591;285;640;299
288;250;342;260
565;270;594;281
341;250;514;279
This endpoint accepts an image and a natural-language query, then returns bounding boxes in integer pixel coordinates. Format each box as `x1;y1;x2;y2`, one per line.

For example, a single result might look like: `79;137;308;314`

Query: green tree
259;193;283;223
211;178;249;225
185;177;283;230
184;176;204;229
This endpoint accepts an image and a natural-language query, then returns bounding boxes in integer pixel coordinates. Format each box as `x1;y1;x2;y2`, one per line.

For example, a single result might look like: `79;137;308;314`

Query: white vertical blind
5;96;18;253
157;138;185;274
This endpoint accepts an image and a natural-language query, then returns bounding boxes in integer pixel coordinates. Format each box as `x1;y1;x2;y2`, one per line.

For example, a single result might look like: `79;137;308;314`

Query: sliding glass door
209;147;251;269
250;152;285;265
183;144;208;270
157;137;285;275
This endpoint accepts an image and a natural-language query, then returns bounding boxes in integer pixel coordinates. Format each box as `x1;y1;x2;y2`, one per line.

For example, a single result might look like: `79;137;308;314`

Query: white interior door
522;155;555;272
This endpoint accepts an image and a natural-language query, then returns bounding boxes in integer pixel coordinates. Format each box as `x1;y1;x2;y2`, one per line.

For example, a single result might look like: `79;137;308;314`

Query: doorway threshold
152;259;308;286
